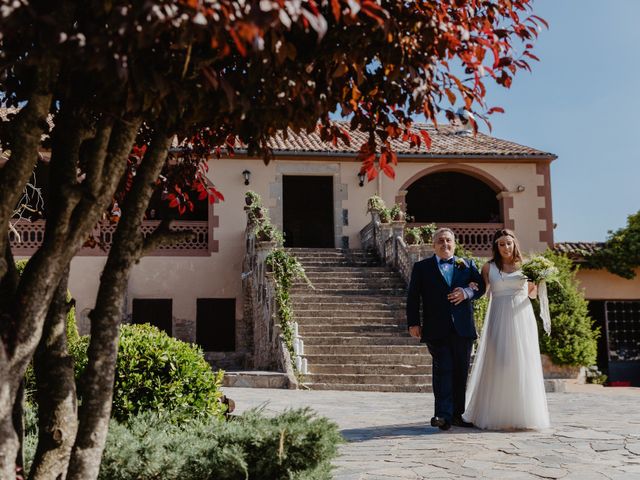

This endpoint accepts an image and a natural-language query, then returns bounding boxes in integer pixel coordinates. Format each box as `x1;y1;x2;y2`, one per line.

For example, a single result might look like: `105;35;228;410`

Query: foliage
533;251;599;366
587;210;640;279
379;209;391;224
366;195;386;215
255;220;285;246
418;224;438;244
70;324;226;422
404;227;422;245
1;0;545;474
389;204;405;222
21;406;342;480
521;255;560;284
266;249;311;371
585;365;607;385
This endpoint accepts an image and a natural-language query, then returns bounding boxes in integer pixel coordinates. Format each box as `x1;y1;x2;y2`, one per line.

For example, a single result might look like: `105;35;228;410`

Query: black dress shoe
430;416;451;431
452;416;474;428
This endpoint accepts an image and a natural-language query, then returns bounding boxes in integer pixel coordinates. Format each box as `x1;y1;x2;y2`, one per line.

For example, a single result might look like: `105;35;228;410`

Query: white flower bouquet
521;256;558;284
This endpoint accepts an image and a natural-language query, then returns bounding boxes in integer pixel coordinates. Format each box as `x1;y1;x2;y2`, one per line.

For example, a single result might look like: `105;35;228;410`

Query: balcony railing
9;219;211;256
360;217;502;285
408;222;502;258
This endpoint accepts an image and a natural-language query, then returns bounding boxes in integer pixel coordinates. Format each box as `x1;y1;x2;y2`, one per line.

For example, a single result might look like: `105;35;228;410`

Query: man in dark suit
407;228;485;430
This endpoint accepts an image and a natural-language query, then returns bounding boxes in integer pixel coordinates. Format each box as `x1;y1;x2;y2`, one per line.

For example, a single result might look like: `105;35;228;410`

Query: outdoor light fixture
242;170;251;186
516;185;525;192
357;171;366;187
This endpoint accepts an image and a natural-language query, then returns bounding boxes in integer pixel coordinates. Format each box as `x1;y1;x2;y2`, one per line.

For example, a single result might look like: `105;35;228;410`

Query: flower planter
541;354;586;383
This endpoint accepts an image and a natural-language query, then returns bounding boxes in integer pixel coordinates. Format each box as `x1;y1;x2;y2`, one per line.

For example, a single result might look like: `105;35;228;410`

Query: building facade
11;123;557;370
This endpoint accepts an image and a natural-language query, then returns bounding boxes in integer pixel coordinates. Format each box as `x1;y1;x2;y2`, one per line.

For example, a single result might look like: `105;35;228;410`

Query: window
131;298;172;336
196;298;236;351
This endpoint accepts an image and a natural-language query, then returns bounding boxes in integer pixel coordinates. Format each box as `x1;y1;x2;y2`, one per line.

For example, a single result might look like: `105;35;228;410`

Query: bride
462;229;550;430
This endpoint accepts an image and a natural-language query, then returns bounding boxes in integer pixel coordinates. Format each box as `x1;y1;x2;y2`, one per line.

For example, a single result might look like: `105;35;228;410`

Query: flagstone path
223;384;640;479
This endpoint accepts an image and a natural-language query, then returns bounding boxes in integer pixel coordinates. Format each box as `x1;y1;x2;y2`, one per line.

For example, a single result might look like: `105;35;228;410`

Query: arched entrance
405;172;501;223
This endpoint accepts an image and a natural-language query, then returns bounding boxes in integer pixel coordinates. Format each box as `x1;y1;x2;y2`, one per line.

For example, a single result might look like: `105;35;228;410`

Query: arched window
406;172;501;223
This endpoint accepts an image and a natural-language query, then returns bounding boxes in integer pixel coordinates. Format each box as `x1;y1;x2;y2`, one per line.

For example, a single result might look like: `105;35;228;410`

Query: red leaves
420;130;432;150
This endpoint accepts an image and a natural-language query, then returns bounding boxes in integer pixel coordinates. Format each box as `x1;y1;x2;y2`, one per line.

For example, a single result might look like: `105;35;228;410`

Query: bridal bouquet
521;256;558;284
521;255;558;335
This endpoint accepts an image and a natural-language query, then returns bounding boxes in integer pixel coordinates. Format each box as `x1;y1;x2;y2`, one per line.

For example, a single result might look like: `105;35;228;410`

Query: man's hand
447;287;467;305
409;325;422;338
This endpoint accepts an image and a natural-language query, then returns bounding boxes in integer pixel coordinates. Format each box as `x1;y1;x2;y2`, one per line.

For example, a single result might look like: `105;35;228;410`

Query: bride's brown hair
491;228;523;271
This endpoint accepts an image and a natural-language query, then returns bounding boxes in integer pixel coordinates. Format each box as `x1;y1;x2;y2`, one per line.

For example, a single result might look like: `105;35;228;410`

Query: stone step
296;274;406;287
304;344;428;355
291;287;406;295
303;373;432;386
309;364;432;375
300;267;394;273
295;317;404;326
298;325;406;335
291;295;406;305
304;271;399;279
223;371;291;389
304;353;431;365
303;382;432;393
292;304;404;312
302;336;419;346
294;309;404;319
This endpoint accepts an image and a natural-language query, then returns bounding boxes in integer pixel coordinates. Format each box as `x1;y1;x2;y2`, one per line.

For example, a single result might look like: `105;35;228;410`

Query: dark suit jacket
407;255;486;341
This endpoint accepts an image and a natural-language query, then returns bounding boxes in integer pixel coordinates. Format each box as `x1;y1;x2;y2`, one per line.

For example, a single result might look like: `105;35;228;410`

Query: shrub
111;324;226;422
67;324;225;422
587;209;640;279
533;250;599;366
97;408;342;480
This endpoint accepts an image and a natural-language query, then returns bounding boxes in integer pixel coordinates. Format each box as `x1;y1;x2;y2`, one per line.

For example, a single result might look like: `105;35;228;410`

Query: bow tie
439;258;454;265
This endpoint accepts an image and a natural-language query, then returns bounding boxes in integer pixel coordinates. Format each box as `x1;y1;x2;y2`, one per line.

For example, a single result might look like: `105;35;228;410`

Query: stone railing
9;219;211;256
360;217;502;285
241;214;297;388
408;222;503;258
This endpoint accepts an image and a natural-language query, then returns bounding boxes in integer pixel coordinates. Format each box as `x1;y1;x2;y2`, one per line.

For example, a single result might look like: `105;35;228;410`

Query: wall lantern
242;169;251;186
357;171;366;187
516;185;525;192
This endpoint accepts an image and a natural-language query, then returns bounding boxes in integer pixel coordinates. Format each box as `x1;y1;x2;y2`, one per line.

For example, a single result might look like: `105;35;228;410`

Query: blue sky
479;0;640;242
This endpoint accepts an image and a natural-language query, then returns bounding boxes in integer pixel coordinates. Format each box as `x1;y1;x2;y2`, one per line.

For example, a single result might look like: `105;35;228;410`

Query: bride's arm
528;281;538;299
481;262;491;292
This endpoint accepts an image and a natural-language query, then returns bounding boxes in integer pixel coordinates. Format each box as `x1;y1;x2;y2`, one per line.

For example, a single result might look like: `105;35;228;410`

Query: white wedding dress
463;262;550;430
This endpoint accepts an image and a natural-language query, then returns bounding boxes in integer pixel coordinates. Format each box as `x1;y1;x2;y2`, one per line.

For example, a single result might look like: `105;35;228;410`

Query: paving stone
223;386;640;479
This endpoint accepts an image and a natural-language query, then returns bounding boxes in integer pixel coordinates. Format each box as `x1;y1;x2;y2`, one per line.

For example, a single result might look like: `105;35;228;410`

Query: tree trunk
28;267;78;480
66;133;172;480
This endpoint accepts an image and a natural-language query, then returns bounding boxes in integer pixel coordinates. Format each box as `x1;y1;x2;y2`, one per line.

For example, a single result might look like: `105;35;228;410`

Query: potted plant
245;191;262;207
379;208;391;224
419;223;437;244
389;204;405;222
367;195;386;214
404;227;422;245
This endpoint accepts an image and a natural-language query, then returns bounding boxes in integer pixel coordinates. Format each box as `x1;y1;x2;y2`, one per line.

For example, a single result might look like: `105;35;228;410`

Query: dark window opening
406;172;500;223
196;298;236;351
132;298;173;336
283;175;334;248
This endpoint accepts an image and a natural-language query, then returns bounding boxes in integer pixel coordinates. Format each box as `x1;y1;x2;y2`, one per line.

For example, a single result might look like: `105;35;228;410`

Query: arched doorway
406;172;501;223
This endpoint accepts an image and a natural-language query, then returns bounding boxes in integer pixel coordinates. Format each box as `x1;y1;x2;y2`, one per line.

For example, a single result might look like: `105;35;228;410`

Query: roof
265;122;554;158
554;242;604;261
0;107;554;159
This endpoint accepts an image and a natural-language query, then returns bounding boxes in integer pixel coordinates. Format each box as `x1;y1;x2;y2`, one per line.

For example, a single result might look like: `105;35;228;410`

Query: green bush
97;408;342;480
534;250;599;366
62;323;225;422
587;209;640;279
111;323;226;422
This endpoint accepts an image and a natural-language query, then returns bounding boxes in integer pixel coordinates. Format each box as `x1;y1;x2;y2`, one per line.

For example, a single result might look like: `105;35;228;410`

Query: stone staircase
288;248;432;392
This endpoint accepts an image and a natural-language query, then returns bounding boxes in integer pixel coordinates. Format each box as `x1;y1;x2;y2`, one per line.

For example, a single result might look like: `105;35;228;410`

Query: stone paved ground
223;385;640;480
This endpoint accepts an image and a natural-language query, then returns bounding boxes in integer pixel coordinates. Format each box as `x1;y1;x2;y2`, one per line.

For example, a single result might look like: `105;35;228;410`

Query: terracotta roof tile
554;242;603;260
265;122;554;158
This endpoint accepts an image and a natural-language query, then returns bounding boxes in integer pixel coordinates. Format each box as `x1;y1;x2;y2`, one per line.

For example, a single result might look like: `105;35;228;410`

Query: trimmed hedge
106;323;225;421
